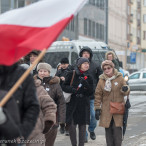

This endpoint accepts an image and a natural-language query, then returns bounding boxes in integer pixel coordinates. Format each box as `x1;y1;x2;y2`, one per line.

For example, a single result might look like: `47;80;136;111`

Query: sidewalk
54;127;106;146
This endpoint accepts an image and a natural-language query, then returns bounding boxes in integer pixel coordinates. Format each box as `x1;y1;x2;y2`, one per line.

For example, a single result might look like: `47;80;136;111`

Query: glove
43;121;54;134
0;107;7;125
122;86;128;92
72;88;77;94
80;79;89;88
95;109;101;120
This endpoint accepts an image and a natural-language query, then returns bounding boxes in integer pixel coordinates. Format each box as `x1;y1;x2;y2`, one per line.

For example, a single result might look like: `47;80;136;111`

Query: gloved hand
72;88;77;94
43;121;54;134
95;109;101;120
122;86;128;92
0;107;7;125
80;79;89;88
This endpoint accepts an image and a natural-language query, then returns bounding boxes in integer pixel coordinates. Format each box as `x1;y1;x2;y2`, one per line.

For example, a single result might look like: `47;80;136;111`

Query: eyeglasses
103;67;111;71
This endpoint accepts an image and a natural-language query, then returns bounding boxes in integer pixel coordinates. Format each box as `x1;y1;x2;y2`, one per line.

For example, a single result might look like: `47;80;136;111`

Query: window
96;0;100;7
44;52;69;68
143;14;146;23
18;0;25;8
70;19;74;32
143;73;146;78
1;0;10;13
129;73;140;79
71;52;78;65
88;20;92;36
143;31;146;40
92;21;95;38
96;23;100;39
144;0;146;6
84;18;87;35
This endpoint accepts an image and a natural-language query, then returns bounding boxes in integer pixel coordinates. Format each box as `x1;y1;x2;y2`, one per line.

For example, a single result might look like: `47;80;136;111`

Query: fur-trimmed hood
99;69;122;80
43;76;60;85
105;51;116;60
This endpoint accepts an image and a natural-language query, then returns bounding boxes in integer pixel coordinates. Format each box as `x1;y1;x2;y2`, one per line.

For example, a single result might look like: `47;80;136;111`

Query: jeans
86;99;97;138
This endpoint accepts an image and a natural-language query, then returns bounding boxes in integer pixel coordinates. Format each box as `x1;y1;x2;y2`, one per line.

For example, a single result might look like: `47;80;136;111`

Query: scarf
104;75;116;92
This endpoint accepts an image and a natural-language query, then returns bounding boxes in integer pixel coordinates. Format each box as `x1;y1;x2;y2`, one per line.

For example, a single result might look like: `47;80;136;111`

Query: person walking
79;46;102;142
27;76;57;146
55;58;73;135
62;57;93;146
36;63;66;146
0;63;40;141
94;60;130;146
105;51;120;71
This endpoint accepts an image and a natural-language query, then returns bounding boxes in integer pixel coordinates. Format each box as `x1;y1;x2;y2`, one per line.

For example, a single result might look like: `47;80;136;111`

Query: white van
44;40;114;75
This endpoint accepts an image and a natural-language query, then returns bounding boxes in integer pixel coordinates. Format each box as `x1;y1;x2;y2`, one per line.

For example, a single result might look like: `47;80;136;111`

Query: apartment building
127;0;146;71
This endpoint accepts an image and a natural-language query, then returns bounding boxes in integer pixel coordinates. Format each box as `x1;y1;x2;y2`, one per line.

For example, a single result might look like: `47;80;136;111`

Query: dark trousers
105;118;122;146
45;127;58;146
68;122;86;146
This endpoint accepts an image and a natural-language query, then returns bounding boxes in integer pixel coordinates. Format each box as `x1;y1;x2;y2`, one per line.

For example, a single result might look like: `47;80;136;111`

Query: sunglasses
103;67;112;71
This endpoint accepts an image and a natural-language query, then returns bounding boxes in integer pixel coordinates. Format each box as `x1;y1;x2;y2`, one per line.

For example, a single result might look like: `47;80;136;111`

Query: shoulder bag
63;70;75;103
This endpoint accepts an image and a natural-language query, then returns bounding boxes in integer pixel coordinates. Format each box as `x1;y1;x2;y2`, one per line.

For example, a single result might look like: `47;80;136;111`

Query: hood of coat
99;69;122;80
43;76;60;85
105;51;116;60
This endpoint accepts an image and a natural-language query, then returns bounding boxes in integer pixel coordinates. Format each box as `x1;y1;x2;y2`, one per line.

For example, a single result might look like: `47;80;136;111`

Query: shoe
84;136;88;143
65;130;70;136
60;127;65;134
90;132;96;140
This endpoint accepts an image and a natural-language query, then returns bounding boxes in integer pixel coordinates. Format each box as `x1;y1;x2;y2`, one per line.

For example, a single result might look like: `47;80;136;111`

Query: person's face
80;62;89;71
82;51;90;59
103;65;113;77
38;69;50;79
107;54;113;61
30;53;38;64
61;63;69;69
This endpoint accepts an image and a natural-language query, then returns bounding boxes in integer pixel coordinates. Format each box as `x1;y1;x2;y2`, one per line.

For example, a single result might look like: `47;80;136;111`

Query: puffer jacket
27;77;57;146
94;69;130;128
42;76;66;125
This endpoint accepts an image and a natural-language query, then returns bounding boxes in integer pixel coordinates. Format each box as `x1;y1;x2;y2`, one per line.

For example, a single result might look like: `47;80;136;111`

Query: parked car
128;71;146;91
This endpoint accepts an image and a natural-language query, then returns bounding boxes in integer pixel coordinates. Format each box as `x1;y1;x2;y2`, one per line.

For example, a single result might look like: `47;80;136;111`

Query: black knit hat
60;58;69;64
77;57;89;66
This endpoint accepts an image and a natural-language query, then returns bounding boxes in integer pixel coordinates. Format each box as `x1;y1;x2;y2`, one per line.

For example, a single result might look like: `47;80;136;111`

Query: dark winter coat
0;64;39;139
0;90;21;146
55;65;73;88
41;76;66;125
79;47;102;99
62;67;93;125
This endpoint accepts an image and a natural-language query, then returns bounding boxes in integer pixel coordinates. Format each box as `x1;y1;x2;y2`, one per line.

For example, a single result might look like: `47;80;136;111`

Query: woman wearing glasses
94;60;130;146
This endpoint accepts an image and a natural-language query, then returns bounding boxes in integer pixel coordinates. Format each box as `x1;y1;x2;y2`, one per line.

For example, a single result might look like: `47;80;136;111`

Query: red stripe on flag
0;15;73;65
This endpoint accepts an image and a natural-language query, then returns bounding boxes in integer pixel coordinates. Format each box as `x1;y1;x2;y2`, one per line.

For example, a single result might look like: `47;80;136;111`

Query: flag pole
0;49;47;107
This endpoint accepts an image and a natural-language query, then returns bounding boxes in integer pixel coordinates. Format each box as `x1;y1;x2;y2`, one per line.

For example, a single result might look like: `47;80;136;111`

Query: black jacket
0;64;39;139
62;67;93;125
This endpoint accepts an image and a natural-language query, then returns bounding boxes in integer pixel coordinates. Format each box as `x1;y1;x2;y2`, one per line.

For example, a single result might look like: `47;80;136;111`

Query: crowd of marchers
0;47;130;146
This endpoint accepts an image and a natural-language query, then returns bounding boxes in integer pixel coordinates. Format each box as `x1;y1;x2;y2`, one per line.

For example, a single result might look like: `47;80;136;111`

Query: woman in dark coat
62;57;93;146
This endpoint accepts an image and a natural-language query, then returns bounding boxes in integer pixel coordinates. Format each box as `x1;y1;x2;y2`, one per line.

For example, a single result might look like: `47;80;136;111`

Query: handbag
63;70;75;103
110;101;125;115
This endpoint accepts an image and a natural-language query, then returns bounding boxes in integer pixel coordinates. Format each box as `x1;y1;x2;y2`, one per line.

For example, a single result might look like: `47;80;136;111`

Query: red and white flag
0;0;87;65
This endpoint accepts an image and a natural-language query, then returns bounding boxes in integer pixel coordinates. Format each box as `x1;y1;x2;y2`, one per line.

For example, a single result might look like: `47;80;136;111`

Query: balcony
137;20;141;28
137;2;141;10
127;33;133;42
137;37;141;45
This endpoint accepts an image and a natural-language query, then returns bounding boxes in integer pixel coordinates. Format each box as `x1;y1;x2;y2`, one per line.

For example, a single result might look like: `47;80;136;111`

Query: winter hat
29;50;40;56
37;63;52;72
60;58;69;64
77;57;89;66
101;60;114;70
79;46;93;59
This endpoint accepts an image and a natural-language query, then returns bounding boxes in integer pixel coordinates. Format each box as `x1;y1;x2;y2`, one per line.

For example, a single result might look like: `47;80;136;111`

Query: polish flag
0;0;87;65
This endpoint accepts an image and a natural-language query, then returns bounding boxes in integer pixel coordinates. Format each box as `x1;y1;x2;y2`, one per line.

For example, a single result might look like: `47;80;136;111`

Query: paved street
54;91;146;146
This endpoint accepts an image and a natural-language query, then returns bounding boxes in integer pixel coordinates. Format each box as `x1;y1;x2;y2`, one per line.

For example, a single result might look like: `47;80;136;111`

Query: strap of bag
70;70;75;86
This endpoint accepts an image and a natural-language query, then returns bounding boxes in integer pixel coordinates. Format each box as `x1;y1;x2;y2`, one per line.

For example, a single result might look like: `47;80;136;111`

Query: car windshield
92;51;106;65
44;52;69;68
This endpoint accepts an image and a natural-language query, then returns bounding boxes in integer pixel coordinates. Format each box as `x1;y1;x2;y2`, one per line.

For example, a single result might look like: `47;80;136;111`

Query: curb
130;91;146;95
